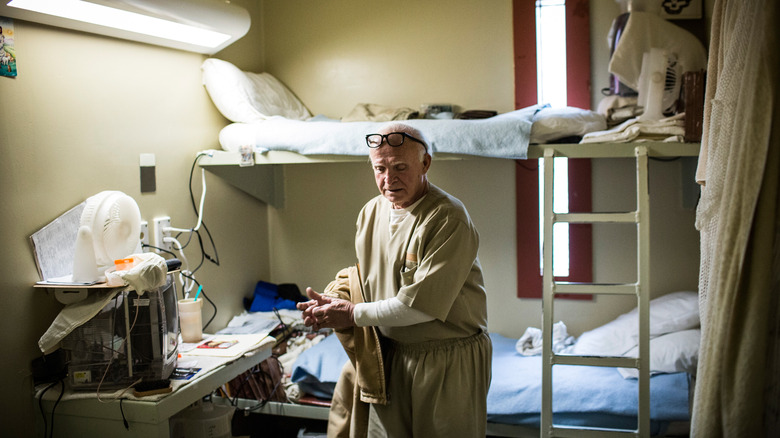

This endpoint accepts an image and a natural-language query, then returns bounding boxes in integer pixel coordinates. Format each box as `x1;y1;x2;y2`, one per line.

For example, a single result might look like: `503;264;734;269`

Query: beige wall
262;0;516;118
0;1;704;435
0;1;266;436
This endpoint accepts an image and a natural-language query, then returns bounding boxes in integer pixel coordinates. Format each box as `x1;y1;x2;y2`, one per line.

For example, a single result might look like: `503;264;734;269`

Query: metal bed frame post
541;148;555;438
540;145;651;438
635;146;651;438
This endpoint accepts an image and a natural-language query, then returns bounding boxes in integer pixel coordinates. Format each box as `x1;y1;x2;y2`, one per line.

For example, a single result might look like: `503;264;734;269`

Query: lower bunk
213;291;698;436
218;332;692;437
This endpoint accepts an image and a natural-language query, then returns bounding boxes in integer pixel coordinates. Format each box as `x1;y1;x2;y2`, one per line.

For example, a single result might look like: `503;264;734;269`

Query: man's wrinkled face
369;139;431;209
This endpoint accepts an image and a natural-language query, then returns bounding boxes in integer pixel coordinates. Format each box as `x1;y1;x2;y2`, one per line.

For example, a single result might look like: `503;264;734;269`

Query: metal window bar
540;146;651;438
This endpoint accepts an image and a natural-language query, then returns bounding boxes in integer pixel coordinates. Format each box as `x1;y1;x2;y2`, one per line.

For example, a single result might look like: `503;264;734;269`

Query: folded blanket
580;114;685;144
341;103;419;122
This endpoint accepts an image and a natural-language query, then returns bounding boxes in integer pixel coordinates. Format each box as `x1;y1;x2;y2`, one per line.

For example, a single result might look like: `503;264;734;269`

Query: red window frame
513;0;593;299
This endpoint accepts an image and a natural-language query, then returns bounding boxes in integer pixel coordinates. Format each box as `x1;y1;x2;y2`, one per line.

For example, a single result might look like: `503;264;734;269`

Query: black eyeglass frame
365;132;427;151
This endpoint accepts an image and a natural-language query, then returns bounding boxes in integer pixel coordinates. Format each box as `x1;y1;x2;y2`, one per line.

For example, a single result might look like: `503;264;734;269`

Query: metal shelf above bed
196;141;700;208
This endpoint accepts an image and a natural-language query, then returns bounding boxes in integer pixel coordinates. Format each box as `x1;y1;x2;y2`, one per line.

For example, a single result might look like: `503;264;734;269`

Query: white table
35;336;275;438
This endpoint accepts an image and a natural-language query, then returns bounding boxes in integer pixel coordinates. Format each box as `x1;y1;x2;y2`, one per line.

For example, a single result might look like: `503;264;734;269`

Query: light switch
140;153;156;193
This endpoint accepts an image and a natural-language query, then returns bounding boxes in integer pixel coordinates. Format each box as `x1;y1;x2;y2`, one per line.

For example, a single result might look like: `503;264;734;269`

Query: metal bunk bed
197;141;699;437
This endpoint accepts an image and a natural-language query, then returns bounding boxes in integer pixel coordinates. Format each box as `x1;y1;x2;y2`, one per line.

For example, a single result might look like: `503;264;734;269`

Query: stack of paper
181;333;273;358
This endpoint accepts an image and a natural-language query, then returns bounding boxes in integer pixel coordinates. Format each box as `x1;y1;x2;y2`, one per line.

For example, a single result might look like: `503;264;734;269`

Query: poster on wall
1;17;17;78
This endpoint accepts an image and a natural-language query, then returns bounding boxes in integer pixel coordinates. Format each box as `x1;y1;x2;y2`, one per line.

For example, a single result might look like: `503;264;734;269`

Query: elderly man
298;122;491;437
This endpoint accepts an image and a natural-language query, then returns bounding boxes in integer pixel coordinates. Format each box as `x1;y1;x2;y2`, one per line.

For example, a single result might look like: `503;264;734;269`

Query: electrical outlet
140;221;150;252
153;216;172;253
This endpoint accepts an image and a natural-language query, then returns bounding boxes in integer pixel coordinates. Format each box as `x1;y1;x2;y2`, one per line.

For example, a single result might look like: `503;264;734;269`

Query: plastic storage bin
169;400;234;438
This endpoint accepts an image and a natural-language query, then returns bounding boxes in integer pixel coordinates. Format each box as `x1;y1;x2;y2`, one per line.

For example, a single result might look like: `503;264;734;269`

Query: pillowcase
618;328;700;379
571;291;700;357
570;311;638;357
201;58;311;123
530;106;607;144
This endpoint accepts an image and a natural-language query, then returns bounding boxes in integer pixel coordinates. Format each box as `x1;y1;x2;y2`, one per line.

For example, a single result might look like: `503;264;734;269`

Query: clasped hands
296;287;356;330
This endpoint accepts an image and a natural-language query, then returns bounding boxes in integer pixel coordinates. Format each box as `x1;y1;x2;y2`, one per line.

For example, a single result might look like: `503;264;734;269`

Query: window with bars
514;0;593;299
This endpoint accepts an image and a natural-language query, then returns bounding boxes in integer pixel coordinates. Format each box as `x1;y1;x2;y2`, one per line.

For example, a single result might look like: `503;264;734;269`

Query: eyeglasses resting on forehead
365;132;427;150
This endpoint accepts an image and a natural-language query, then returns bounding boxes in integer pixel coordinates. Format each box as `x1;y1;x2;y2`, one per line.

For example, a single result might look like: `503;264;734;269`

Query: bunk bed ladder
540;146;651;438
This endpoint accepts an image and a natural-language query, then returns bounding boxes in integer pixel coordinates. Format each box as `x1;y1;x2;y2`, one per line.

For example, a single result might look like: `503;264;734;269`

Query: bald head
367;123;432;209
375;122;430;161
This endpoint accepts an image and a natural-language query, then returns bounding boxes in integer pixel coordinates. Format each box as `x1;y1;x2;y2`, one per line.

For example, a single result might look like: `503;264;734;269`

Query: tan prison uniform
355;182;492;437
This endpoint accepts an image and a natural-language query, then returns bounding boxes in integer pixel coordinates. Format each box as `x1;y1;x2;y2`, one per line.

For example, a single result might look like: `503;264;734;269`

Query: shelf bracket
203;164;285;208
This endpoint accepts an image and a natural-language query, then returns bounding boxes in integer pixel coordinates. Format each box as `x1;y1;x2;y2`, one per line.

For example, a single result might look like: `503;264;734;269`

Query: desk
35;336;275;438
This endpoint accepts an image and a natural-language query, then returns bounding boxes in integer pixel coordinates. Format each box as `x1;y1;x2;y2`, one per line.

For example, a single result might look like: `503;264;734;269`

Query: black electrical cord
179;274;217;331
230;371;254;407
188;154;220;267
38;380;57;438
140;243;177;258
200;288;217;331
50;380;64;438
229;358;287;412
172;228;196;251
272;308;287;332
191;230;210;274
254;358;287;410
119;398;130;430
38;378;65;438
176;229;208;275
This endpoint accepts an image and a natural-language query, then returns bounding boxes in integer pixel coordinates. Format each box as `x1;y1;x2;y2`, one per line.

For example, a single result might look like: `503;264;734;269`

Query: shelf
216;399;331;420
530;141;700;158
197;142;701;207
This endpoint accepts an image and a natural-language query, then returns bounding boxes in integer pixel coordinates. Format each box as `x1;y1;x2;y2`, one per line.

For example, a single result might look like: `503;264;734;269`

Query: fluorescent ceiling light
0;0;250;54
9;0;230;47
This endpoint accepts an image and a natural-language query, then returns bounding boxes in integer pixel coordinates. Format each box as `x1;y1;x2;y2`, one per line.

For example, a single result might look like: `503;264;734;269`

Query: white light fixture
0;0;250;54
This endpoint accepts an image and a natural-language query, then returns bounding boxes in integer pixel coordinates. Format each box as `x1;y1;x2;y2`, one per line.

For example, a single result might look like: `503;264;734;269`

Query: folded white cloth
580;114;685;144
530;106;607;143
38;288;122;354
515;321;575;356
285;382;301;402
105;252;168;293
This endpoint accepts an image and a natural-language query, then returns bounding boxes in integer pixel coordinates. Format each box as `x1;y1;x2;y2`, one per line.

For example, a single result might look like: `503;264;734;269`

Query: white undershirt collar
389;195;426;233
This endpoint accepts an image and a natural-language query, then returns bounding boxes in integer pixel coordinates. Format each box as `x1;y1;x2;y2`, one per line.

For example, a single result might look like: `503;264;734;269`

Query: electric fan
637;48;682;121
607;11;707;121
72;191;142;283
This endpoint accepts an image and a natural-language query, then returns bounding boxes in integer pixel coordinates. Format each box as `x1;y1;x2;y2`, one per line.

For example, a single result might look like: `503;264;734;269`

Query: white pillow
530;106;607;144
618;328;700;379
571;291;700;356
201;58;311;123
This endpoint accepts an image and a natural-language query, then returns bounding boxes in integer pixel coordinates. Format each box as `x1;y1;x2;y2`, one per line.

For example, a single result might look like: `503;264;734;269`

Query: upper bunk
200;140;700;164
196;58;703;206
197;141;700;207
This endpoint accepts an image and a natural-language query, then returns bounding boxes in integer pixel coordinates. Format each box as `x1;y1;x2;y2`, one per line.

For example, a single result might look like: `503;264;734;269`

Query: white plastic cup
178;298;203;343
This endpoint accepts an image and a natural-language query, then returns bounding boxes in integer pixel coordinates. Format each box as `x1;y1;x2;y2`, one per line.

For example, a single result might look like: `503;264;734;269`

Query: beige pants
367;332;492;438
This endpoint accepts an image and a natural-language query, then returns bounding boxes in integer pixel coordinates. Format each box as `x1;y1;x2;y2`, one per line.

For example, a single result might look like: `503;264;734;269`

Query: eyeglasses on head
365;132;426;150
